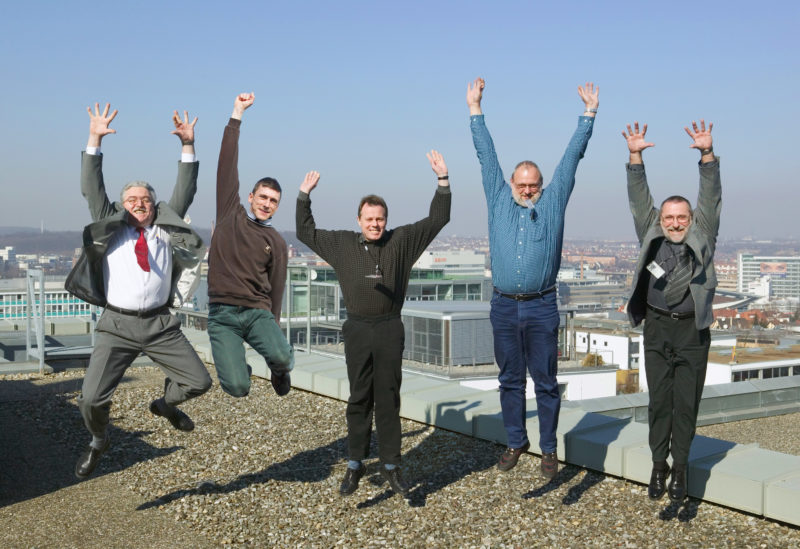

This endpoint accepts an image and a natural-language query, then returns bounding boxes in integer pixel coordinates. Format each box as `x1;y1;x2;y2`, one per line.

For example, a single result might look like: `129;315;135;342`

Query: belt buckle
670;312;681;320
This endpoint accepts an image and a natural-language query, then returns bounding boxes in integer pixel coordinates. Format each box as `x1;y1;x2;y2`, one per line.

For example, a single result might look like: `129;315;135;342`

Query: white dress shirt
85;147;196;310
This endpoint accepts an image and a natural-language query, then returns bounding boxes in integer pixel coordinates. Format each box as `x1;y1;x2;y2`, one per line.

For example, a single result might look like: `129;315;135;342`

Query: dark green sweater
296;187;451;317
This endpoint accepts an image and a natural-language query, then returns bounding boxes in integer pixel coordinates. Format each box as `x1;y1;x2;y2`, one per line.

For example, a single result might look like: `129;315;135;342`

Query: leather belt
494;286;557;301
104;304;170;318
647;303;694;320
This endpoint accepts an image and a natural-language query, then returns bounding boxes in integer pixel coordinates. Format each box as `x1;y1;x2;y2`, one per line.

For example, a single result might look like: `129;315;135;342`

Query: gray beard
512;193;541;208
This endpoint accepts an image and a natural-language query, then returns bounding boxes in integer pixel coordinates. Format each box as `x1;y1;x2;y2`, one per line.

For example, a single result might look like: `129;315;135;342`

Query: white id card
646;261;666;279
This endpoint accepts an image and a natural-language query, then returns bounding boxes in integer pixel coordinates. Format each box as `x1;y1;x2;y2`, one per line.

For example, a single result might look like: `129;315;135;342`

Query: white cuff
181;153;196;163
86;146;101;156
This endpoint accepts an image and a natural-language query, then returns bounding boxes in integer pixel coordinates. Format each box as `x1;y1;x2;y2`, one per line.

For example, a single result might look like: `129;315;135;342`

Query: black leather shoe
271;371;291;397
339;464;366;496
75;438;110;479
668;467;687;502
497;441;530;472
648;464;670;500
380;466;410;496
150;398;195;431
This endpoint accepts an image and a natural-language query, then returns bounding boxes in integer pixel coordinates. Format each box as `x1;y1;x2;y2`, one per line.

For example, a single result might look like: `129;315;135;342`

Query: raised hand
426;149;448;178
87;102;118;146
578;82;599;111
684;119;713;151
171;110;198;145
300;171;320;194
232;92;255;120
467;77;485;115
621;122;655;154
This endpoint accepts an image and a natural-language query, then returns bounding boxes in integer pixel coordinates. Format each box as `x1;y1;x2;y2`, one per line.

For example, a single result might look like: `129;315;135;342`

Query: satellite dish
310;269;318;280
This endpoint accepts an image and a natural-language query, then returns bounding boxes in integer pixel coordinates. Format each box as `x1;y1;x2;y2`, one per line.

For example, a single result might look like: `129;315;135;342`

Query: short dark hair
660;195;692;214
511;160;543;183
252;177;282;195
358;194;388;219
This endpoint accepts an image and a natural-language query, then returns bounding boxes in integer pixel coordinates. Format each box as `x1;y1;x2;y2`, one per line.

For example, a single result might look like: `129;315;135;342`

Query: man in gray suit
66;103;212;479
622;119;720;503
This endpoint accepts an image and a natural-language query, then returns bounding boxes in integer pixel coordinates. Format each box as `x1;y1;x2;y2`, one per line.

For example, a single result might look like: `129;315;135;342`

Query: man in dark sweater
296;151;451;497
207;93;293;398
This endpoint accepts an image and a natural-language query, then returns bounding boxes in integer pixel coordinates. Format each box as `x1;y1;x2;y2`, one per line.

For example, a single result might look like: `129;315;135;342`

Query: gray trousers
78;309;212;438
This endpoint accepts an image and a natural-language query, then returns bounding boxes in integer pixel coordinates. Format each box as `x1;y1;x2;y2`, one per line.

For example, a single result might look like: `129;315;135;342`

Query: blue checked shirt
470;114;594;294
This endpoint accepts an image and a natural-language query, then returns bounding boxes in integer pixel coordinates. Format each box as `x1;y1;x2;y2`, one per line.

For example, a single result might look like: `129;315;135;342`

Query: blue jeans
490;291;561;452
208;303;294;397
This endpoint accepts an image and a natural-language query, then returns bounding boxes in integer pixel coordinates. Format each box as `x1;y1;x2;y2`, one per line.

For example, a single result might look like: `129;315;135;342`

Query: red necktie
135;227;151;272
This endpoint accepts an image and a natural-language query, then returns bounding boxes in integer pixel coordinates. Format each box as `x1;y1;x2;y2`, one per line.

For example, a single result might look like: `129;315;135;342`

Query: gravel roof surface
1;367;798;548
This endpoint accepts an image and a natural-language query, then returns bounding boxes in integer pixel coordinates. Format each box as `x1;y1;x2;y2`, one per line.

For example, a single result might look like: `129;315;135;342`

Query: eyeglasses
514;183;542;190
661;214;690;223
125;197;153;206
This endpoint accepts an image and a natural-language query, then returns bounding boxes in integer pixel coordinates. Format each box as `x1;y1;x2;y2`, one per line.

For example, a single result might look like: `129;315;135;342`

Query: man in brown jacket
207;92;293;398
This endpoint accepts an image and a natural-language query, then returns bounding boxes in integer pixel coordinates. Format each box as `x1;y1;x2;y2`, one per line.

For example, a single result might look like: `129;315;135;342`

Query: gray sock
348;460;362;470
384;463;397;471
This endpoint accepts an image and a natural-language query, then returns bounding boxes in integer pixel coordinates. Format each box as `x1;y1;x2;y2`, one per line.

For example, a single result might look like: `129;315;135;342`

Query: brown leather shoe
540;451;559;479
497;441;530;471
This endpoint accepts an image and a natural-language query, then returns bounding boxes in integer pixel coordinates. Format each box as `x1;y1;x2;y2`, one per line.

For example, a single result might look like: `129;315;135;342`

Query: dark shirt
296;187;451;317
646;238;695;313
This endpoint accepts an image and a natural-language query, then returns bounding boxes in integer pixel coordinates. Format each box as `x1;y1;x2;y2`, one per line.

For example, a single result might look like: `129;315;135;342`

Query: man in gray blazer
622;119;720;503
66;103;211;479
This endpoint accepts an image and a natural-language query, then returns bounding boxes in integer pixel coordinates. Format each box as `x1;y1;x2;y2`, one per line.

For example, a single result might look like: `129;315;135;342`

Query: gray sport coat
626;159;721;330
65;152;205;307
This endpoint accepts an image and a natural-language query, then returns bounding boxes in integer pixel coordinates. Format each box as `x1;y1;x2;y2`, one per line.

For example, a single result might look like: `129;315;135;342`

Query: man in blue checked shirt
467;77;598;479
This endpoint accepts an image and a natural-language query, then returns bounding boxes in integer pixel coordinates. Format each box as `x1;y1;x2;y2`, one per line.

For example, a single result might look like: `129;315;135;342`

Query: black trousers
643;308;710;465
342;315;404;466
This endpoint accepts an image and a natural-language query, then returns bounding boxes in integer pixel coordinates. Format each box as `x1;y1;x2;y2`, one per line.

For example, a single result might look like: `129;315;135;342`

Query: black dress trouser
643;308;710;465
342;314;404;466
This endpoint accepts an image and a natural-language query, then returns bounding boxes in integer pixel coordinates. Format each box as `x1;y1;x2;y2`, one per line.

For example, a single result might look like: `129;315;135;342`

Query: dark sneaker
271;371;291;397
339;464;366;496
380;467;411;496
149;398;195;431
497;441;530;472
540;451;559;479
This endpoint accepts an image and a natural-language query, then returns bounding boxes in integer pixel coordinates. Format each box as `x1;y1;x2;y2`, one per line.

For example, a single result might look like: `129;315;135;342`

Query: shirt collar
247;211;272;227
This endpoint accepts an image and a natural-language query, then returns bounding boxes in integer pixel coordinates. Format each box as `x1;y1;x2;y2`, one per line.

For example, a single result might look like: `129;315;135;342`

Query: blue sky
1;0;798;239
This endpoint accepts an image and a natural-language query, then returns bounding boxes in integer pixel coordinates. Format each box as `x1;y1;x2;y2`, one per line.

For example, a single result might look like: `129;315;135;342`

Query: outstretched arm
546;83;598;205
169;110;200;216
687;120;721;238
82;103;118;221
468;77;507;203
621;121;655;165
295;173;344;261
216;93;253;220
623;121;658;242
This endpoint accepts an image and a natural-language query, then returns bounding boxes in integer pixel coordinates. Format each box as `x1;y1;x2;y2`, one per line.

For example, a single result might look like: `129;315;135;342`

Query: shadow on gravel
390;401;499;508
659;498;700;522
0;376;182;508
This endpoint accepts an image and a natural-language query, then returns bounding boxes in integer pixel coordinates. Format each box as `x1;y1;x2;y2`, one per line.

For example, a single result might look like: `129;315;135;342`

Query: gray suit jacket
627;159;721;330
65;152;205;307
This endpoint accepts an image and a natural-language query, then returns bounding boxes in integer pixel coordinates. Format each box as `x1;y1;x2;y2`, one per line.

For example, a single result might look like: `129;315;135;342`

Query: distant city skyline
1;1;798;240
